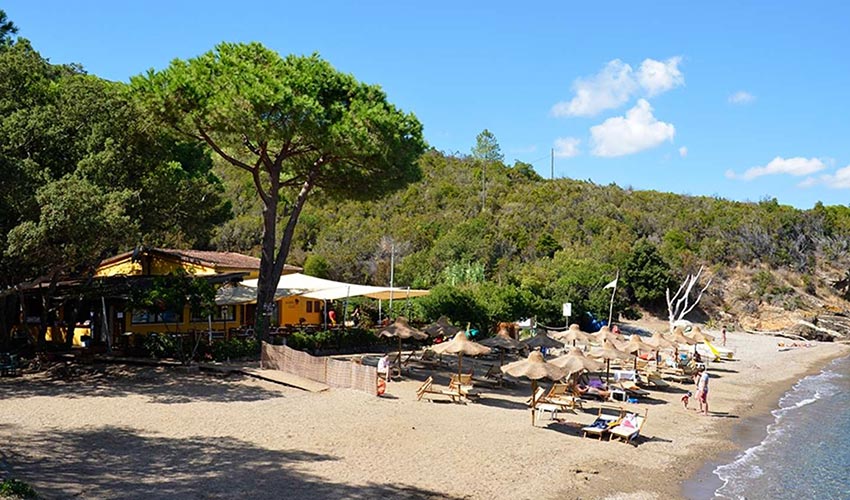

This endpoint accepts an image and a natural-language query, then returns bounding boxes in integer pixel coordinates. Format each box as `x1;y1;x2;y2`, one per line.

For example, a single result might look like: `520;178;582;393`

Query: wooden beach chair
450;373;480;399
618;380;651;399
545;383;584;410
416;376;462;403
581;406;625;440
641;371;671;389
609;408;648;444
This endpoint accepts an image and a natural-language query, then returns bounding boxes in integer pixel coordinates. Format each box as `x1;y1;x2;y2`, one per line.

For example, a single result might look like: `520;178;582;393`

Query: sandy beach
1;330;847;500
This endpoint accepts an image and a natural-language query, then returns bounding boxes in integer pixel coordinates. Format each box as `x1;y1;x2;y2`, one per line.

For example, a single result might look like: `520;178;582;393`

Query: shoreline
676;347;850;500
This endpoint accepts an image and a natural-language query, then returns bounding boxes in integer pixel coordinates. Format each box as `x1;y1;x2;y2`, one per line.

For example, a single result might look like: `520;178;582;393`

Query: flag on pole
603;278;618;290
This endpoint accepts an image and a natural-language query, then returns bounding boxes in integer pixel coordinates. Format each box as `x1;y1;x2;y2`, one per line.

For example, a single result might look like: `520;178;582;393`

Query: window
191;305;235;322
306;301;313;313
131;309;183;324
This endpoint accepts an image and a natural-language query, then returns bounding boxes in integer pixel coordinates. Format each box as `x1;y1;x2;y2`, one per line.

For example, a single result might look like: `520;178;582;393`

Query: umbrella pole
606;359;610;382
458;353;463;376
398;337;403;378
499;350;505;387
531;379;538;425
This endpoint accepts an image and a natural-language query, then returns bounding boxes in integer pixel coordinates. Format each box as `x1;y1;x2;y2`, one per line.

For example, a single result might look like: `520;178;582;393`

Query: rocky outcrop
786;315;850;342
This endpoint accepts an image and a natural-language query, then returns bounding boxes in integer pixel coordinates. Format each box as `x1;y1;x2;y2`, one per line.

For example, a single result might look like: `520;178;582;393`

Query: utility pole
550;148;554;180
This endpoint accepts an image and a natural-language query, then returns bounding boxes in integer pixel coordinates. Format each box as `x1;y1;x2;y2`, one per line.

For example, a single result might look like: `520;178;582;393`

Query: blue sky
5;1;850;208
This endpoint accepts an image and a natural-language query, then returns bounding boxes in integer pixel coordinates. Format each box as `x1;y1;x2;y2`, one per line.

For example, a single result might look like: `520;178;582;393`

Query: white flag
603;278;618;290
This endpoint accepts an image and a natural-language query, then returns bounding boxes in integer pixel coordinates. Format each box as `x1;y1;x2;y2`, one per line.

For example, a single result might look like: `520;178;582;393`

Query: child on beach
681;391;691;409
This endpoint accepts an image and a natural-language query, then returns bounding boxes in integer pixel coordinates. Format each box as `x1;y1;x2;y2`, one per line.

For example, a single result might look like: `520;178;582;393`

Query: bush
285;328;378;353
211;338;260;361
1;478;38;499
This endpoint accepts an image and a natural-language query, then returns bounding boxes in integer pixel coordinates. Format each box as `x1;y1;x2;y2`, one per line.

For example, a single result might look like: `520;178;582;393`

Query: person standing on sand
696;366;710;415
721;325;727;347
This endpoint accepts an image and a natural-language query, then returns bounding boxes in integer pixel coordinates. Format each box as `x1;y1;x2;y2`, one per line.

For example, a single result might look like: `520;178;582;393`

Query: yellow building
96;248;319;338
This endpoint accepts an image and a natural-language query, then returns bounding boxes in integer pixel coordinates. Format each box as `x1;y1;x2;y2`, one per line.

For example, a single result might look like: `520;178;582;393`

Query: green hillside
212;149;850;331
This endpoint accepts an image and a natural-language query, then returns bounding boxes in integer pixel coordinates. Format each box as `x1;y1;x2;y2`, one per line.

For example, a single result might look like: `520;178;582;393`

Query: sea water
713;355;850;499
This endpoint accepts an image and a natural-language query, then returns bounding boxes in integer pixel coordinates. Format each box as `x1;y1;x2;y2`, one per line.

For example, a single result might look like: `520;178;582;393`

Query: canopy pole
343;286;350;330
607;270;619;327
389;243;395;317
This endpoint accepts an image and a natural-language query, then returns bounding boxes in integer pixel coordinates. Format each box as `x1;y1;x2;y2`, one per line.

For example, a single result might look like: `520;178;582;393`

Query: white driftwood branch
666;266;711;329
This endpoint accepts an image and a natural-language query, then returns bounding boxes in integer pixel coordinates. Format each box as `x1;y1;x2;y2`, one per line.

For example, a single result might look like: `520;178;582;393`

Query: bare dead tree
666;266;712;331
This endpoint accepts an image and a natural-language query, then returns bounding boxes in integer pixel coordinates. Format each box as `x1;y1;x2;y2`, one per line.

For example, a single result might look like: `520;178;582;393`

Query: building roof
99;247;302;273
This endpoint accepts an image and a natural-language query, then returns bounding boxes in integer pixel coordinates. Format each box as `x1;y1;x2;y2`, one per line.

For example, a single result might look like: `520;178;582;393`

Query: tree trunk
254;186;279;343
0;295;8;351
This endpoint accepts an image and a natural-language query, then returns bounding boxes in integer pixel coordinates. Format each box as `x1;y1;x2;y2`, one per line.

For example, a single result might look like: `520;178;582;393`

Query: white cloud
679;146;688;158
638;57;684;97
590;99;675;157
551;59;637;117
799;165;850;189
728;91;755;105
552;57;684;117
729;156;827;180
553;137;581;158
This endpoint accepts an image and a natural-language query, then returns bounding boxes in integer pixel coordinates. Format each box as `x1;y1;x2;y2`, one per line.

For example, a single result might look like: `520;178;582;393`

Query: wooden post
531;379;538;425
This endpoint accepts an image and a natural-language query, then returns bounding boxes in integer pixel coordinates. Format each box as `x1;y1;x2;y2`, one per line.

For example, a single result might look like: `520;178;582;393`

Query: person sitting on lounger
576;383;611;400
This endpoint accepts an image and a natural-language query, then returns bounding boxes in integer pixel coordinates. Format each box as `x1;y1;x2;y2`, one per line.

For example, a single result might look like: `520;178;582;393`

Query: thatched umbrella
521;329;564;352
592;325;626;346
480;332;522;385
645;332;677;368
668;326;699;347
430;331;491;376
481;332;522;361
550;324;594;346
378;317;428;377
622;335;655;370
688;326;715;343
589;339;631;381
550;346;604;377
501;351;568;424
422;316;462;339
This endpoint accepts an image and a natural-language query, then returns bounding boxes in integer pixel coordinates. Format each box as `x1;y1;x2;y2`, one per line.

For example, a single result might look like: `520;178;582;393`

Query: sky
5;1;850;208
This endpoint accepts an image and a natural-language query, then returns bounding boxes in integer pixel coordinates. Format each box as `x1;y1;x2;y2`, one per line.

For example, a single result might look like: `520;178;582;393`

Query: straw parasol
688;325;715;343
422;316;462;339
430;331;491;376
501;351;569;424
668;326;698;346
622;335;655;370
521;329;564;352
480;331;523;385
550;346;604;376
550;324;594;346
589;339;631;380
645;331;677;368
377;317;428;376
592;325;626;346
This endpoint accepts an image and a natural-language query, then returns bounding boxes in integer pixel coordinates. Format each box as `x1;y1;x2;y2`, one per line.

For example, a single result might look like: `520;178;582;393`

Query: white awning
215;273;429;305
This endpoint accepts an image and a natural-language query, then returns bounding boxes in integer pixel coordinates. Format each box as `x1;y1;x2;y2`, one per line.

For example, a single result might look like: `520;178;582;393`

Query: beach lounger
526;387;547;407
527;386;574;425
608;409;648;444
618;381;651;398
545;383;585;410
450;373;480;399
640;371;671;389
582;406;625;440
416;376;462;403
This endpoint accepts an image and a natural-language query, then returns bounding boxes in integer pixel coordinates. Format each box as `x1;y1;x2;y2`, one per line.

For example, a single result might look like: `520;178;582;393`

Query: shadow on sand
3;425;459;500
0;363;288;404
